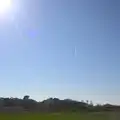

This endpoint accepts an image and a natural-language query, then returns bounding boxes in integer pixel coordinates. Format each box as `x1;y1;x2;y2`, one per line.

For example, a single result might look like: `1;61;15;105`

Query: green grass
0;112;119;120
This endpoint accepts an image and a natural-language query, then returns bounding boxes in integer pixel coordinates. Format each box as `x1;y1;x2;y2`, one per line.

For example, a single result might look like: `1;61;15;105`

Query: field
0;112;119;120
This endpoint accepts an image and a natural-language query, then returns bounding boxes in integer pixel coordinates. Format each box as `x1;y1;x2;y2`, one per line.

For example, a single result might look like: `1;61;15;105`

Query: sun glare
0;0;12;14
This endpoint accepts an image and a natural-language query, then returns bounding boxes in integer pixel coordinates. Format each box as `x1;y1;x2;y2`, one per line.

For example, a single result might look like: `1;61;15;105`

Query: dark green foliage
0;96;120;112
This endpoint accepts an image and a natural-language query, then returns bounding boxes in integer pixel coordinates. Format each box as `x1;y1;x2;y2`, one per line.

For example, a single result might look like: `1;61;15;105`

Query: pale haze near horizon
0;0;120;105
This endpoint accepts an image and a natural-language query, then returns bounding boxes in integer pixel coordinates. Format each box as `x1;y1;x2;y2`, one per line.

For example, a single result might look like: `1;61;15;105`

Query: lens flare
0;0;12;14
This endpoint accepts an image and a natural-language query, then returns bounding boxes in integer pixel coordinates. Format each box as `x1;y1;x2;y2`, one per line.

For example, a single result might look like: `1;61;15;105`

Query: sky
0;0;120;105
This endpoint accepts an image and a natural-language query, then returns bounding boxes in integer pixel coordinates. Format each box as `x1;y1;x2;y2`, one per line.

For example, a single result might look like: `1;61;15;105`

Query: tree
23;95;30;100
86;100;89;105
90;100;93;106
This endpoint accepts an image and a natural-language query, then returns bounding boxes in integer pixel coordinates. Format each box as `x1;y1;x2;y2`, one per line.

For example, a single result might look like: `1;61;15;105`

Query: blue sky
0;0;120;104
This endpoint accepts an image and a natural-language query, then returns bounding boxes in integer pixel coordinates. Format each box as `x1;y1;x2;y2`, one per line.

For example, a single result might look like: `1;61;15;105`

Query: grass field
0;112;119;120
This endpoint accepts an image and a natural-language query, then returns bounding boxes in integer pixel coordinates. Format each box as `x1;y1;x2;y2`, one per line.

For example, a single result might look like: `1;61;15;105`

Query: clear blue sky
0;0;120;105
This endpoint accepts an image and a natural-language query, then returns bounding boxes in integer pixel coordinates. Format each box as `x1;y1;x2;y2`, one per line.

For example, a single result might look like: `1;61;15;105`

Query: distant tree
86;100;89;105
90;100;93;106
23;95;30;100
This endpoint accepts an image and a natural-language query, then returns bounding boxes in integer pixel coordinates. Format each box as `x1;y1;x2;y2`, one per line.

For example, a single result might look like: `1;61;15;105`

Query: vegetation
0;95;119;119
0;95;119;113
0;112;119;120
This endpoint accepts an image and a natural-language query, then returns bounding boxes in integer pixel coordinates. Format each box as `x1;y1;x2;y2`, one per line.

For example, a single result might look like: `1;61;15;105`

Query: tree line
0;95;119;112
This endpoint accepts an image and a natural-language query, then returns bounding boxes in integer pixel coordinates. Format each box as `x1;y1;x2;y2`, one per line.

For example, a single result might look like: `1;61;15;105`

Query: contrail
74;46;77;58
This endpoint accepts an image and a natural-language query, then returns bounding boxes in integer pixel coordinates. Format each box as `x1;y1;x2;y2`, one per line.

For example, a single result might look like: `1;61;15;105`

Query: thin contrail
74;46;77;58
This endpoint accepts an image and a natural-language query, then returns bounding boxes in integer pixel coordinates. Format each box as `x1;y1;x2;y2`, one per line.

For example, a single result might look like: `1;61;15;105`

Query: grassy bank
0;112;119;120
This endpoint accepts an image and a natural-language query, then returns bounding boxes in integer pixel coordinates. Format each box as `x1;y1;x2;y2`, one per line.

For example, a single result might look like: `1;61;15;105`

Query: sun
0;0;12;14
